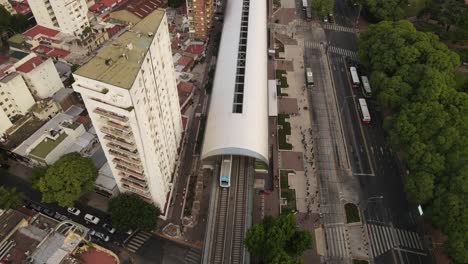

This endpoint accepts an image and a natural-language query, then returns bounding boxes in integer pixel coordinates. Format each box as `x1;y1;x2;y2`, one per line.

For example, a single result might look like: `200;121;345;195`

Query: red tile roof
23;25;59;38
177;81;194;93
119;0;166;19
12;1;30;14
177;56;193;67
15;56;44;73
32;45;70;58
184;44;205;56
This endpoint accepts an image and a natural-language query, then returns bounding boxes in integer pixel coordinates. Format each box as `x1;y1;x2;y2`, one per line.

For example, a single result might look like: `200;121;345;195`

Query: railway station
201;0;269;164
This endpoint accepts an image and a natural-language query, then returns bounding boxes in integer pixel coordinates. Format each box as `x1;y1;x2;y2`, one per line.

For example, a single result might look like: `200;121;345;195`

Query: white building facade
72;10;183;214
14;54;64;99
0;0;16;14
29;0;90;36
0;72;36;135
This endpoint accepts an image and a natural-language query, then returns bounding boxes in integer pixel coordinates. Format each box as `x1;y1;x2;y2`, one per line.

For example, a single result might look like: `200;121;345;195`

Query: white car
67;207;81;216
89;230;110;242
102;223;116;234
323;16;328;23
84;214;100;225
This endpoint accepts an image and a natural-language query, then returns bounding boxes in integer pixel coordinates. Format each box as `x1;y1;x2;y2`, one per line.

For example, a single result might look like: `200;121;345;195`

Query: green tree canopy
0;5;29;35
359;19;468;262
361;0;407;21
311;0;334;17
244;214;313;263
0;187;23;209
108;193;161;232
38;152;97;207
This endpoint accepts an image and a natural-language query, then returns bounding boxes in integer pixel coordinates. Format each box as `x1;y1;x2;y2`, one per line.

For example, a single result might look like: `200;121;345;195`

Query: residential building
0;0;16;14
28;0;90;36
13;53;64;99
0;72;35;135
13;105;96;165
0;208;119;264
72;9;183;215
108;0;166;25
186;0;214;40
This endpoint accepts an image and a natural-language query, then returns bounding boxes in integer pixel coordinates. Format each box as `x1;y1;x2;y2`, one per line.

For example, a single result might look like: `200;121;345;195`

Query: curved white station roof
201;0;268;163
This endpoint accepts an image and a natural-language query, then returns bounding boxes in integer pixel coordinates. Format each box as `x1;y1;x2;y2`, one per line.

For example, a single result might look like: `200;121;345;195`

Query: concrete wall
24;58;64;99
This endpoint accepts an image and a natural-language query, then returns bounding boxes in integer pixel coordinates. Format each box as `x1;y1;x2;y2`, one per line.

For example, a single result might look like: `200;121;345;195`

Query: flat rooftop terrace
75;9;165;89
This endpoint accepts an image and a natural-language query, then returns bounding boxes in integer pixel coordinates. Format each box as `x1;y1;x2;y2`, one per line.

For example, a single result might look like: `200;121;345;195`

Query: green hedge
345;203;361;223
278;114;292;150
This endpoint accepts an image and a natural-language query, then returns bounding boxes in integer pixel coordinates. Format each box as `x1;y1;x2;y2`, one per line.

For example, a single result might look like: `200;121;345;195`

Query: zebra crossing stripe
403;231;412;248
132;236;149;243
126;244;139;252
128;240;143;248
397;229;405;245
409;232;420;249
390;227;399;246
367;225;377;258
375;225;387;255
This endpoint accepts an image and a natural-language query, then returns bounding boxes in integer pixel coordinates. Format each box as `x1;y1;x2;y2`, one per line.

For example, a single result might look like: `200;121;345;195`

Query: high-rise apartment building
186;0;214;40
72;9;182;214
29;0;90;36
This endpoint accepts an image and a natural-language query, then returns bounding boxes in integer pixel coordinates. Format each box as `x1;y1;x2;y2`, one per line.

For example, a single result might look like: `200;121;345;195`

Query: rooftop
120;0;165;19
23;25;60;38
75;9;165;89
15;56;45;73
29;132;68;159
32;45;70;59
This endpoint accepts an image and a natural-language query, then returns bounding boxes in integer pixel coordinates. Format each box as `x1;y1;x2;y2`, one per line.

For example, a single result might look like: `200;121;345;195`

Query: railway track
207;156;250;264
230;157;247;264
211;186;229;264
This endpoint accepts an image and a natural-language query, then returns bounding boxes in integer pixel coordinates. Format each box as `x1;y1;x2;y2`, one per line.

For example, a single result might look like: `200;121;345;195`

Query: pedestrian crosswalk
366;224;424;258
124;230;152;253
184;247;201;264
302;41;359;60
322;23;355;33
328;46;359;59
324;224;349;258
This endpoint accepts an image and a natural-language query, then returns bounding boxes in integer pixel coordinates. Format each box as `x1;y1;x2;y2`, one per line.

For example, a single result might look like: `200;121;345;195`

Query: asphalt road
323;0;432;263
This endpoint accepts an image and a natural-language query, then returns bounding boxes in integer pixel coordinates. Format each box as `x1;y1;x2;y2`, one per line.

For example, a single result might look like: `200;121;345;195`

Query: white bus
350;67;360;88
219;156;232;188
361;76;371;97
305;67;314;87
358;98;371;124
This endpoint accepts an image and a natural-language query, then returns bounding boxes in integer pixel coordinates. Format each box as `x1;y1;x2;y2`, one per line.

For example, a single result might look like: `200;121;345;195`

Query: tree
311;0;334;17
29;166;47;190
38;152;97;207
168;0;185;8
361;0;407;22
0;5;30;34
244;214;313;263
109;193;160;232
0;187;23;209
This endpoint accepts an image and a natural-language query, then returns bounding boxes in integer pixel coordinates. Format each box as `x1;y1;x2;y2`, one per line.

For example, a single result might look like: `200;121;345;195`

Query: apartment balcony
121;183;152;199
103;135;136;150
110;150;141;165
106;120;131;132
94;108;128;123
121;176;147;188
101;126;132;138
107;143;139;158
115;165;145;179
112;158;143;173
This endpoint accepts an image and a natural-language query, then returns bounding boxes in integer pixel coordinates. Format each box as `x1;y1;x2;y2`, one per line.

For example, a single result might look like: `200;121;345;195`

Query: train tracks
208;156;250;264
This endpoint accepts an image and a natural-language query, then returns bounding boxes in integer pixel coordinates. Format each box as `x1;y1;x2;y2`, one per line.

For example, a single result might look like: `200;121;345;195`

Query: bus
350;67;360;88
361;76;371;97
358;98;371;125
305;67;314;88
219;156;232;188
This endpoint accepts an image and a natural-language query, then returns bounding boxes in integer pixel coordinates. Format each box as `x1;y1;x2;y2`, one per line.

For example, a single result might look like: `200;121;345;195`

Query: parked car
42;208;55;218
323;16;328;23
84;214;100;225
328;13;334;23
67;207;81;216
102;223;116;234
54;212;68;221
126;229;134;235
28;203;42;212
89;230;109;242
